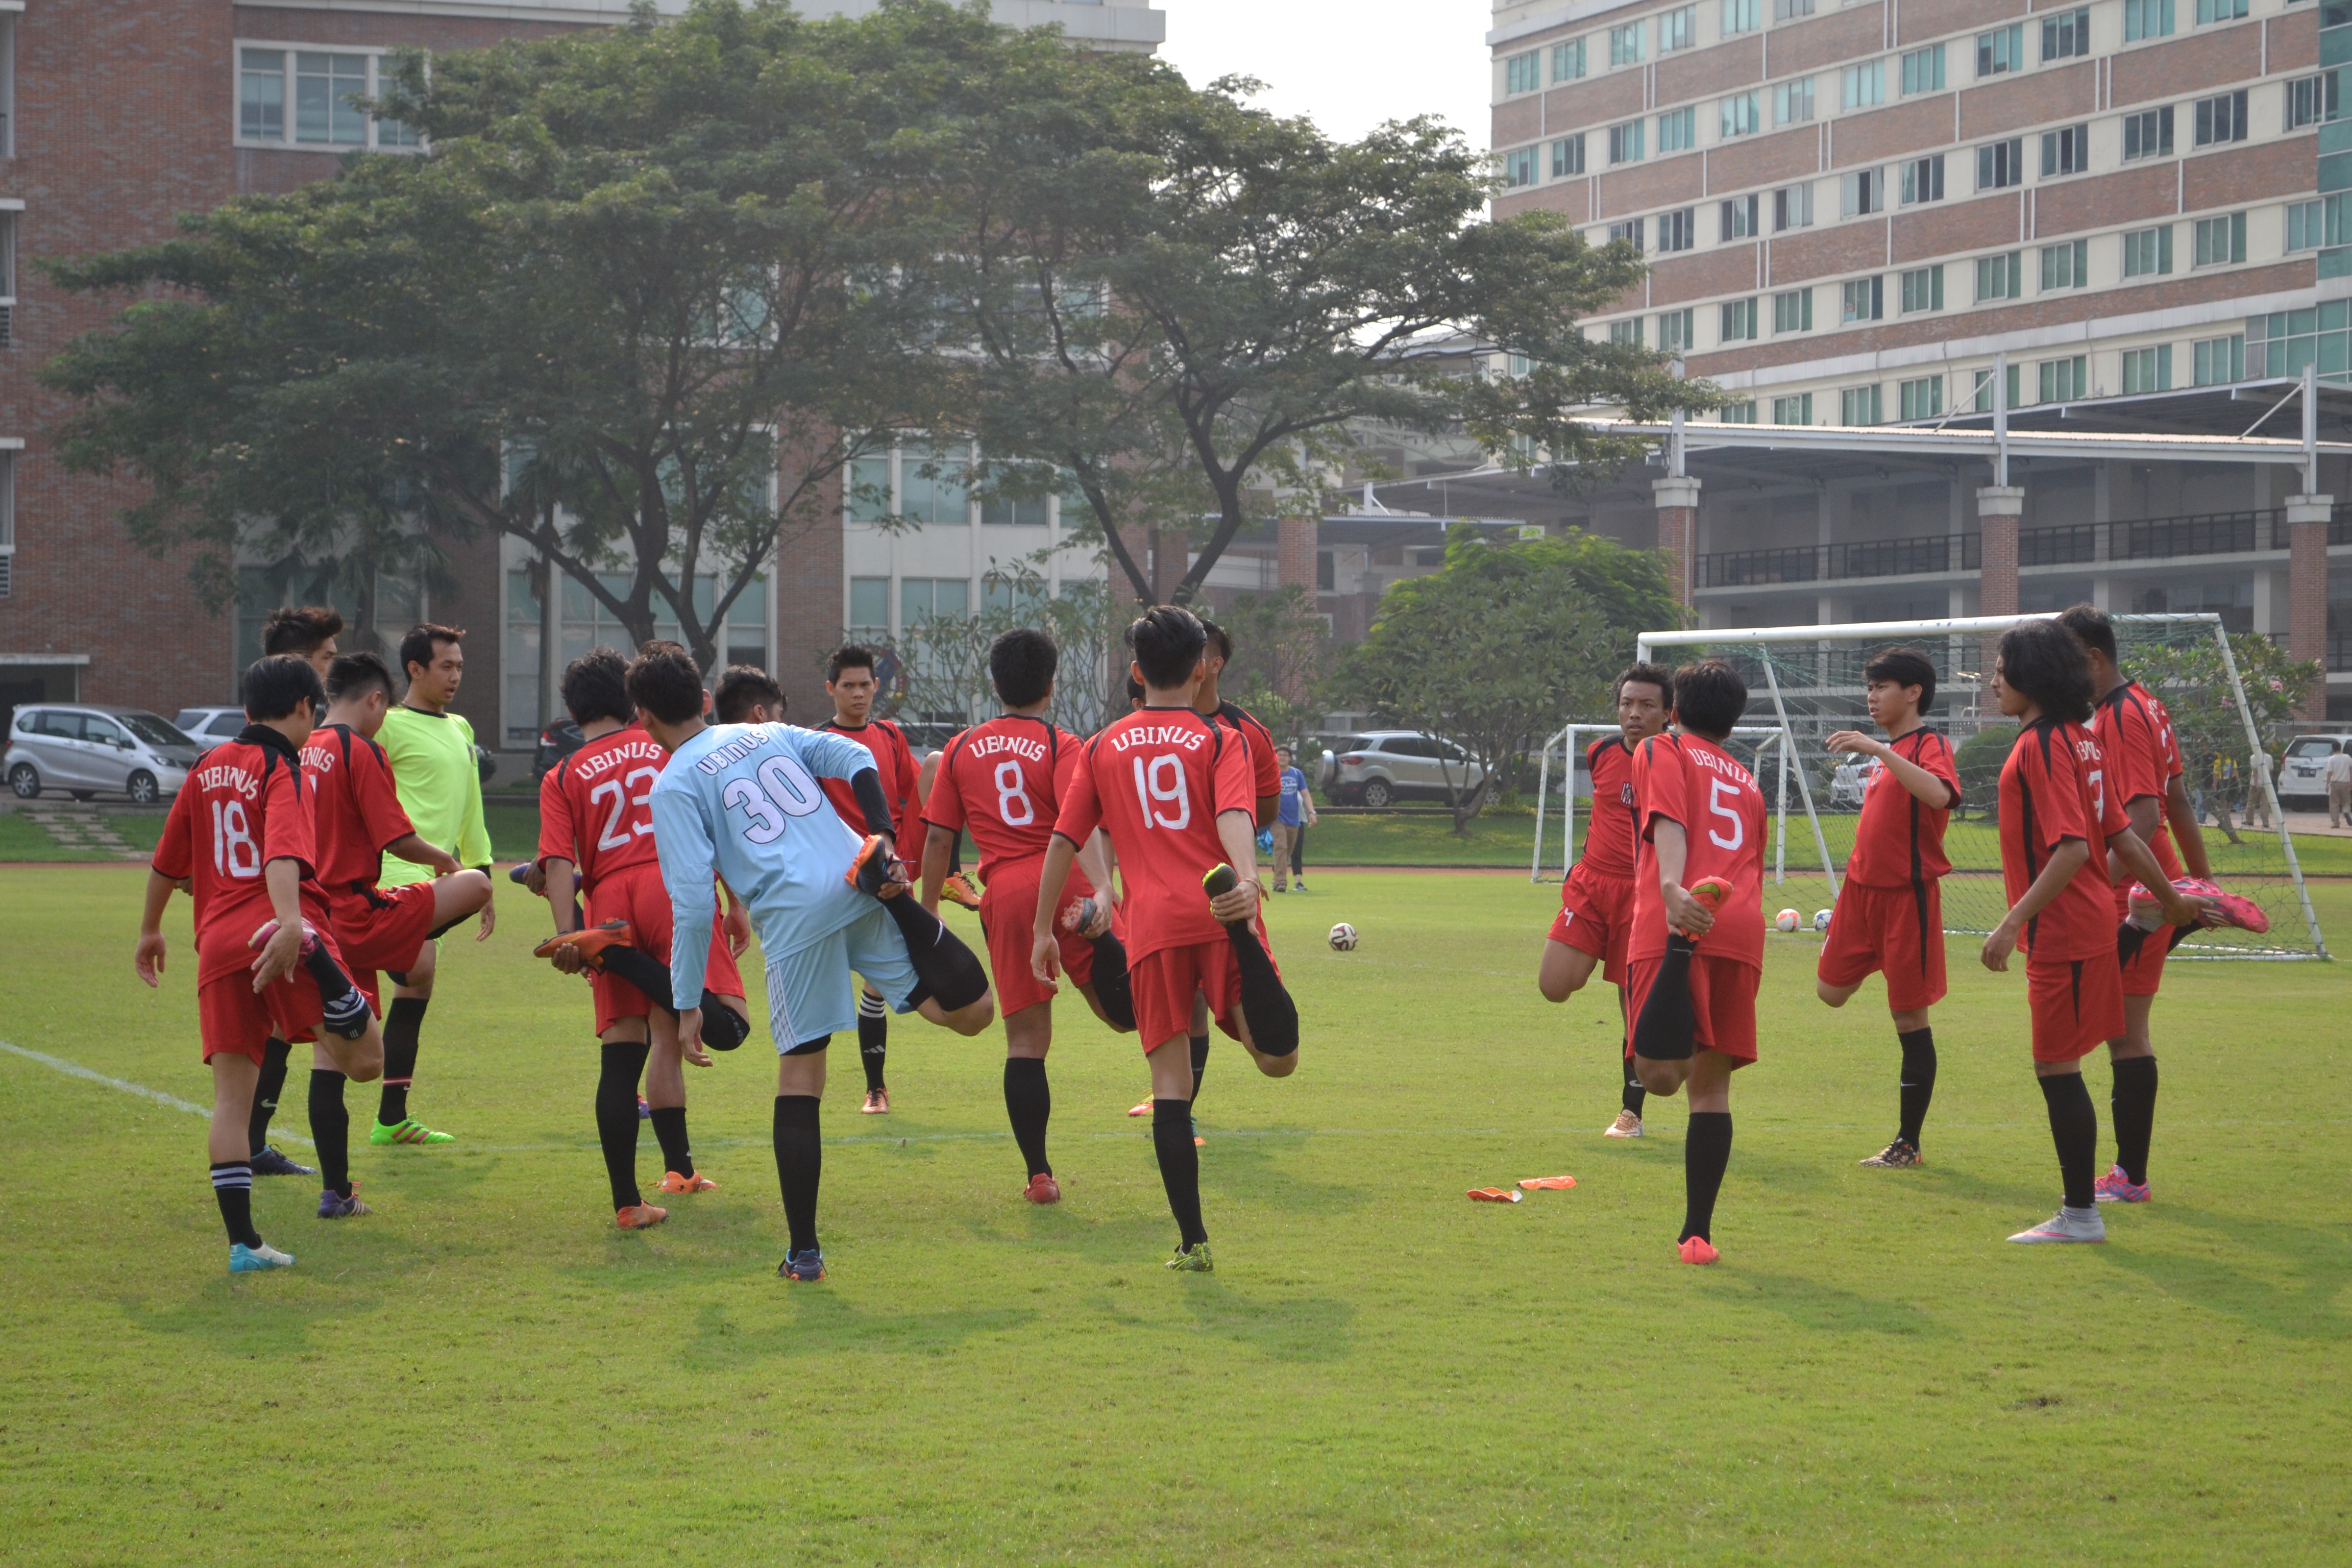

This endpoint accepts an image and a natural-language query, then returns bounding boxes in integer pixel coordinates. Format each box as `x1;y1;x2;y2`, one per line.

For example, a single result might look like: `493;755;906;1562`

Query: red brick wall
2290;520;2327;719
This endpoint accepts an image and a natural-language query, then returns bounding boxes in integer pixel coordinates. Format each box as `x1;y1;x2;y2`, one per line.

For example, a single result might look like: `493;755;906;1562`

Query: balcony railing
2017;509;2292;567
2331;630;2352;673
1699;534;1978;589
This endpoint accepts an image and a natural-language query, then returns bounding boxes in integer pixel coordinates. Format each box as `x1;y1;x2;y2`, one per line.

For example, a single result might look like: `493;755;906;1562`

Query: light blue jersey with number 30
651;721;879;1006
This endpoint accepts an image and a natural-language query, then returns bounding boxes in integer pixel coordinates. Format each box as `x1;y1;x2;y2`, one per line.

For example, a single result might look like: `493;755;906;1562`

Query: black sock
876;895;990;1012
1681;1111;1732;1243
301;944;369;1040
773;1094;823;1255
1003;1057;1052;1178
1622;1061;1647;1117
1897;1026;1937;1148
649;1105;694;1179
1220;920;1297;1056
377;996;427;1125
1152;1097;1208;1249
1087;927;1135;1032
1631;937;1696;1062
2111;1055;2159;1187
2038;1071;2099;1210
596;1041;650;1211
308;1069;351;1197
249;1036;291;1156
700;994;750;1050
857;988;888;1092
597;944;675;1010
211;1161;260;1248
1189;1033;1210;1102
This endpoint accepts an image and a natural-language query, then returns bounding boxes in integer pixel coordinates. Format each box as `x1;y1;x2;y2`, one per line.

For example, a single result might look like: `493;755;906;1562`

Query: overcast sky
1155;0;1495;150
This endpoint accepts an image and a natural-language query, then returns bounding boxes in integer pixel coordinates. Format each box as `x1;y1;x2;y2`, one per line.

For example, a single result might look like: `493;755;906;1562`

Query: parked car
174;706;249;755
8;704;202;803
1828;755;1882;811
532;719;585;782
2277;734;2352;808
1325;730;1489;808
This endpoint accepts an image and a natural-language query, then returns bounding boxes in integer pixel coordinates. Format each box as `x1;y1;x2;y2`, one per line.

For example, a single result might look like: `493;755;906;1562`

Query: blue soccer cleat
229;1241;296;1272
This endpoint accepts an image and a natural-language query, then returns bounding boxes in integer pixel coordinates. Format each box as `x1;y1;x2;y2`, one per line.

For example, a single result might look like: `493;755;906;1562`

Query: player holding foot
532;649;750;1230
1815;648;1960;1169
815;646;925;1116
300;652;495;1217
371;624;495;1147
136;656;386;1273
1537;662;1673;1138
920;629;1132;1204
1032;606;1301;1273
2057;604;2214;1207
1625;660;1766;1265
1982;621;2204;1245
639;647;995;1283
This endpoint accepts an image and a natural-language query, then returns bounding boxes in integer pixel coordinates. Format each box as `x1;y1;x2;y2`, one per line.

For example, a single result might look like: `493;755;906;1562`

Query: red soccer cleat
1517;1175;1578;1191
1023;1172;1061;1205
1678;1236;1720;1265
615;1203;669;1231
1466;1187;1522;1203
657;1171;717;1194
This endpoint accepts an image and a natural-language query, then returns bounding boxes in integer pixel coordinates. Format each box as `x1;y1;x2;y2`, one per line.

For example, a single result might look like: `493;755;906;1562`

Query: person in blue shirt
630;648;993;1283
1271;744;1318;892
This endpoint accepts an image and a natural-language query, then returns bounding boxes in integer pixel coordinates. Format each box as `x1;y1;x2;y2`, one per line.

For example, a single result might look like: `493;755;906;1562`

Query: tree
43;0;1008;670
2123;629;2319;845
887;566;1133;738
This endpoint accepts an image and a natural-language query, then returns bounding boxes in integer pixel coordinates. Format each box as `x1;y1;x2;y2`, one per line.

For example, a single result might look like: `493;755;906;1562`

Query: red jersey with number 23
152;733;324;983
1053;706;1254;961
923;714;1084;884
538;723;669;890
1629;732;1767;970
1999;718;2129;961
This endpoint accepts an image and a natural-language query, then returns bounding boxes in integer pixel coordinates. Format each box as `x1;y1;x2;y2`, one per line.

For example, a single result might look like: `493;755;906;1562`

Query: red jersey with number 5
152;732;323;983
1629;732;1766;970
1054;706;1254;960
1999;718;2129;961
1581;736;1640;880
538;723;669;891
922;714;1084;883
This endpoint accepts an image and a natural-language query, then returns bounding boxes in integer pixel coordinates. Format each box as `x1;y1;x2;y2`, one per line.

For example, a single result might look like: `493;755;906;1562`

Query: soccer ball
1328;922;1360;951
1774;908;1800;933
1813;908;1833;934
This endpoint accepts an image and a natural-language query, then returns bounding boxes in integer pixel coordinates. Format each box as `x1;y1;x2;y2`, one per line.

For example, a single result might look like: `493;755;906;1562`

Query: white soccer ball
1775;908;1801;934
1813;908;1833;934
1328;922;1360;952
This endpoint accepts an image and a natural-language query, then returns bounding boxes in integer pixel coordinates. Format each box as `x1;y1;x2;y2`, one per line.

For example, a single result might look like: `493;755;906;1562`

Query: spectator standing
1271;744;1317;892
2328;745;2352;830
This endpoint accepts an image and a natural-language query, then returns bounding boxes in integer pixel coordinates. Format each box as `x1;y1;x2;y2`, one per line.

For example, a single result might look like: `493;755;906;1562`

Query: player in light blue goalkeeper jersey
630;647;993;1282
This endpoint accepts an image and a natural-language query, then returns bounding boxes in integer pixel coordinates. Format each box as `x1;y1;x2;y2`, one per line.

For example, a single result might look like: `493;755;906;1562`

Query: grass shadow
1698;1269;1956;1338
676;1291;1040;1370
2087;1204;2352;1340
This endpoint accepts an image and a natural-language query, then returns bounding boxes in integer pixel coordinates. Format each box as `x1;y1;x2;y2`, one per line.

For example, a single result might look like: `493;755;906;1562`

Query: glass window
1608;120;1645;163
1608;318;1643;345
1900;154;1944;204
1900;44;1945;94
1607;217;1646;251
2038;355;2089;402
1720;298;1759;340
1841;167;1884;216
1774;287;1814;332
1721;193;1760;239
1504;147;1538;187
2195;90;2248;145
2042;8;2092;60
1899;376;1943;420
2041;124;2090;176
1841;276;1883;323
1976;251;2023;301
1656;307;1695;352
2288;74;2335;130
1721;400;1758;423
1773;0;1814;17
295;52;368;145
1658;106;1696;153
2192;333;2244;384
1659;7;1697;51
1506;51;1542;94
1553;39;1587;81
1976;138;2024;190
239;48;284;141
1972;362;2023;410
1773;392;1814;424
2195;0;2248;21
2124;0;2174;39
1977;25;2024;77
2123;106;2173;160
979;471;1049;526
1552;135;1586;177
1657;209;1697;252
1899;264;1943;313
1610;22;1645;65
1775;77;1816;124
2288;200;2325;252
1842;59;1885;109
2040;238;2089;288
1723;0;1760;36
848;577;889;631
2193;212;2247;266
845;454;893;523
1721;92;1760;137
2122;225;2173;278
2121;345;2173;393
900;445;971;527
1774;182;1814;230
1840;384;1883;424
901;577;969;626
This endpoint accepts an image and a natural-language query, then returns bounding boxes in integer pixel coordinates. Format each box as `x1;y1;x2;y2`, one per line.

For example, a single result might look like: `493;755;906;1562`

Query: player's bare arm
134;869;176;987
386;833;462;877
1030;832;1081;985
1072;832;1117;937
1652;819;1713;938
247;859;309;992
919;822;958;912
1825;730;1955;808
1209;810;1261;924
1981;837;2091;971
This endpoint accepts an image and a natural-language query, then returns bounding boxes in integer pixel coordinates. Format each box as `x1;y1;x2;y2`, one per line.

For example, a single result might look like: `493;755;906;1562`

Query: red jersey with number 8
1053;706;1254;961
151;733;324;983
922;714;1084;883
538;724;670;891
1629;732;1767;970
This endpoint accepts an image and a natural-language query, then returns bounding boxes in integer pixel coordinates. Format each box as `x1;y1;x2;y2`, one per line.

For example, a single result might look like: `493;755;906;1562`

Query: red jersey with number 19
1628;732;1767;970
151;731;325;983
922;715;1084;884
1053;706;1254;961
538;724;669;891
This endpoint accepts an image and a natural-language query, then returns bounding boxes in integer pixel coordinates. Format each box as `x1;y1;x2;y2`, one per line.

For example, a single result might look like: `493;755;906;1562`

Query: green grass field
3;867;2348;1564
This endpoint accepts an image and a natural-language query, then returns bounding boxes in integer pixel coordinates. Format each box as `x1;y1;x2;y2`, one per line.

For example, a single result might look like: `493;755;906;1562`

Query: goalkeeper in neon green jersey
372;623;497;1146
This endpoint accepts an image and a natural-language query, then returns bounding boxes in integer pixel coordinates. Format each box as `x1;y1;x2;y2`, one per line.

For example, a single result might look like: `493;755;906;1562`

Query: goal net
1533;612;2326;960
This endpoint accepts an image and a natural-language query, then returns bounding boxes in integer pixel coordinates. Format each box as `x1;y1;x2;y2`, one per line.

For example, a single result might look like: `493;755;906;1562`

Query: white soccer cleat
2007;1206;2106;1244
1605;1110;1644;1138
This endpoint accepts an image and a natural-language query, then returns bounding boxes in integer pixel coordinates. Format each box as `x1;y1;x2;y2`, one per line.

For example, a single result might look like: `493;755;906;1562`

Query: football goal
1530;611;2326;960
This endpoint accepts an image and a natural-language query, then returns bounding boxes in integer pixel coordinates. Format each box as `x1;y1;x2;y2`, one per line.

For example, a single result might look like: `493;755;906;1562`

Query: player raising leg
1815;648;1961;1169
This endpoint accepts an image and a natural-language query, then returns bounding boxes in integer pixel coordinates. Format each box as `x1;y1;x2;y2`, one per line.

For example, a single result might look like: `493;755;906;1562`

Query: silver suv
1326;730;1488;808
6;704;201;804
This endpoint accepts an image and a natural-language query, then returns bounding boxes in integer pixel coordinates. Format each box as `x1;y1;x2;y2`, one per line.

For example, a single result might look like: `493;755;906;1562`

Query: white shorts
764;902;920;1052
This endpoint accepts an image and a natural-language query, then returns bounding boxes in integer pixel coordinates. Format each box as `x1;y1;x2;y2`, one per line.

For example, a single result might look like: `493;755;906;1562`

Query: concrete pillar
1654;476;1701;610
1277;515;1318;594
2287;495;2333;719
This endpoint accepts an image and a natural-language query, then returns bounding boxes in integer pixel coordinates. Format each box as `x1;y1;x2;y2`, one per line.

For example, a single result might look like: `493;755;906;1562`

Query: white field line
0;1038;315;1146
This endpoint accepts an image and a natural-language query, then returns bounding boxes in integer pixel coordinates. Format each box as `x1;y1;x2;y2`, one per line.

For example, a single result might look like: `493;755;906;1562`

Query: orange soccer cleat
1023;1172;1062;1205
845;835;909;899
615;1203;669;1231
940;872;984;911
657;1171;717;1194
1678;1236;1720;1265
1466;1187;1522;1203
1517;1175;1578;1191
534;919;636;969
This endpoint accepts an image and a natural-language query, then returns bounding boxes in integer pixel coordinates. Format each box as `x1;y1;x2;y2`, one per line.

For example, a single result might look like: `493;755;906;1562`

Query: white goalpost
1530;610;2326;960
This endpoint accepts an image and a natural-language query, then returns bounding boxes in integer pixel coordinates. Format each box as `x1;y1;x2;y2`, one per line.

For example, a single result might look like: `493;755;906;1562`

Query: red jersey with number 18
151;731;325;983
1053;706;1254;960
923;714;1085;883
538;723;669;891
1628;732;1767;970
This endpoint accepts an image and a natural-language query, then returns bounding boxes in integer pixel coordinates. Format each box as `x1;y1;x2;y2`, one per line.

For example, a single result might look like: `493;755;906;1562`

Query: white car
2277;734;2352;808
174;706;250;755
1326;730;1488;808
6;704;202;803
1828;755;1882;811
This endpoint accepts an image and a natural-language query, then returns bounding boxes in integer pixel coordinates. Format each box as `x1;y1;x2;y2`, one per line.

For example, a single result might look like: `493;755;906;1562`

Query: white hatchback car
5;704;202;803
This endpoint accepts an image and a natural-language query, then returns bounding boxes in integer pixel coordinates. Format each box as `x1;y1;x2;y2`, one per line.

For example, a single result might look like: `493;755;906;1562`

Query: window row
1725;335;2251;429
237;45;419;150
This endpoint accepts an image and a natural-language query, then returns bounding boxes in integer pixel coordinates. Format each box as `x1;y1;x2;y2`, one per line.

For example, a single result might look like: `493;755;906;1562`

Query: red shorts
1816;880;1947;1012
585;865;745;1036
329;881;441;1011
980;866;1096;1017
1622;950;1760;1065
2113;894;2167;997
1130;926;1276;1052
2026;953;2125;1063
1548;865;1637;983
195;930;341;1066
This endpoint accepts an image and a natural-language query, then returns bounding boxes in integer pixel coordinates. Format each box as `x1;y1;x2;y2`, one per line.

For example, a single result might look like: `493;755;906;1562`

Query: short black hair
1997;620;2094;724
324;651;396;705
713;665;783;724
399;623;464;679
561;648;633;727
1864;645;1939;715
826;644;876;683
262;605;344;657
243;654;325;722
1673;658;1748;740
1614;661;1674;706
1129;605;1207;691
1198;617;1233;664
2054;603;2118;664
626;647;706;726
990;627;1059;709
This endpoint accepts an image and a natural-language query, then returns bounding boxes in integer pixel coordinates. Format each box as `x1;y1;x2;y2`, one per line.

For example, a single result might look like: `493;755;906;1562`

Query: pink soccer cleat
2128;877;2268;935
2093;1164;2151;1204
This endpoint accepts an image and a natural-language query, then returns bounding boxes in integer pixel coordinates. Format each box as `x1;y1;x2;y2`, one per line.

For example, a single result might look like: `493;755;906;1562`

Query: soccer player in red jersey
300;652;494;1214
919;629;1130;1203
1982;621;2203;1245
2056;604;2216;1205
1537;662;1673;1138
815;645;925;1115
135;656;385;1274
1031;606;1301;1273
1816;647;1962;1169
1625;660;1768;1265
532;649;751;1230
